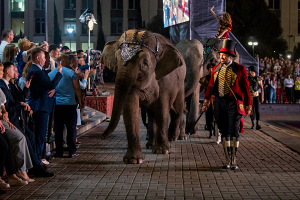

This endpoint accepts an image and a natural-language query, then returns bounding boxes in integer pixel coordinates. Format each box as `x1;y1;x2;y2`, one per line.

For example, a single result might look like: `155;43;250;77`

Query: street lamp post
248;41;258;57
67;26;74;50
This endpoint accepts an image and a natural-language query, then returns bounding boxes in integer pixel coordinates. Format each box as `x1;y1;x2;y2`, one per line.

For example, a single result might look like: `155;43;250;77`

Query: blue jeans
269;88;276;103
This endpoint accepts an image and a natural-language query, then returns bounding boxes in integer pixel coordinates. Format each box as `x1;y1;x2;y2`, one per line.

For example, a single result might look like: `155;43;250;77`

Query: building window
11;0;25;12
298;19;300;34
35;18;45;34
111;17;123;34
129;0;139;10
82;0;93;10
111;0;123;10
35;0;45;10
63;42;76;52
298;0;300;9
128;18;138;29
65;0;76;10
12;18;24;37
64;23;76;35
82;43;94;52
269;0;280;10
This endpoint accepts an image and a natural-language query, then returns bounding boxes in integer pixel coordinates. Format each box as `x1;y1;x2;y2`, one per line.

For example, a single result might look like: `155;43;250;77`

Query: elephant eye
141;61;149;71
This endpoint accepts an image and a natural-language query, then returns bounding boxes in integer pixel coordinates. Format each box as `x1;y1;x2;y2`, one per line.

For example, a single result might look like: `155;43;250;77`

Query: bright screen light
163;0;190;28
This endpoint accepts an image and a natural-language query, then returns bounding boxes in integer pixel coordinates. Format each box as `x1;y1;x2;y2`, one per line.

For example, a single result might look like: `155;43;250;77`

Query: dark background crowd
256;55;300;104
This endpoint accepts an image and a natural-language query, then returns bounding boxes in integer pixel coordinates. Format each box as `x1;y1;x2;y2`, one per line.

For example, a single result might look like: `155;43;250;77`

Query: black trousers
250;96;260;121
285;87;293;103
0;133;16;176
214;96;242;141
54;105;77;155
205;104;214;133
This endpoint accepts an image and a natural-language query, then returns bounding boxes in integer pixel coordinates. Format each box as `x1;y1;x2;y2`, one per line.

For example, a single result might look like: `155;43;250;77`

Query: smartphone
29;75;33;81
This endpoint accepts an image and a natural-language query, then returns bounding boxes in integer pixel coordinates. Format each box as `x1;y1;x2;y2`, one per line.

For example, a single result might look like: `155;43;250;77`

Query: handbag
228;86;246;116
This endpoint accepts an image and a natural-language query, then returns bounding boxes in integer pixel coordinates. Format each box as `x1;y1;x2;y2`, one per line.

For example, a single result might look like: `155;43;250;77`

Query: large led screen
163;0;190;28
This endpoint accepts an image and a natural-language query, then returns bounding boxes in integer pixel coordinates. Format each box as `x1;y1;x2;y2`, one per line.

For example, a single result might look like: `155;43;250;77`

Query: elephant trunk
102;71;135;138
184;58;202;98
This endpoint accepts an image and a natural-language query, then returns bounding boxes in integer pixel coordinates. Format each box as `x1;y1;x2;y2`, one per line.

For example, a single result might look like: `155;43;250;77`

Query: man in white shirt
47;44;60;71
0;29;14;62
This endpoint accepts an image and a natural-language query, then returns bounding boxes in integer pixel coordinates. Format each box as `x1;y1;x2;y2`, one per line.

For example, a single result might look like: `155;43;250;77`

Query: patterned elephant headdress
118;30;159;66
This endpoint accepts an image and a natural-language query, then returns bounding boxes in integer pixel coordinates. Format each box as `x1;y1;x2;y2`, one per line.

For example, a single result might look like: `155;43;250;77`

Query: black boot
209;129;214;138
230;137;239;170
256;120;261;130
250;115;255;129
222;137;231;169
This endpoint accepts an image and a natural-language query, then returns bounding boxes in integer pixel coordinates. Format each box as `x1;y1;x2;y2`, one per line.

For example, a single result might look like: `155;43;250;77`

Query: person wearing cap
248;66;264;130
201;39;251;170
200;63;215;138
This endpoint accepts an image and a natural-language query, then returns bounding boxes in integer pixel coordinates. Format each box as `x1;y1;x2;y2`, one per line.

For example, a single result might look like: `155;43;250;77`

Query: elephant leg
179;113;187;140
152;97;170;154
169;89;184;141
123;91;144;164
146;114;156;149
186;83;200;135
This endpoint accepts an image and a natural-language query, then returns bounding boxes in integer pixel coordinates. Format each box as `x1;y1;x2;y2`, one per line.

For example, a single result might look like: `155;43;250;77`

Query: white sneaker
216;135;221;144
8;177;28;186
0;179;10;188
42;159;50;165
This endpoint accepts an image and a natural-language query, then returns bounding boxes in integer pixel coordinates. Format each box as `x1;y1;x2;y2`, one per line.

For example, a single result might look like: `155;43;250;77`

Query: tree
96;0;106;51
227;0;287;58
146;15;170;38
53;2;62;45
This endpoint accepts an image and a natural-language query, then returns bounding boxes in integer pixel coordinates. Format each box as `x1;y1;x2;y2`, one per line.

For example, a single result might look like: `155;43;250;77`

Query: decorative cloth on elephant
218;64;232;97
118;30;159;65
203;38;222;62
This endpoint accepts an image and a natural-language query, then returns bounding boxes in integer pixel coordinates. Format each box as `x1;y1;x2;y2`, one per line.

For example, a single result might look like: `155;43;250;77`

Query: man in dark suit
27;48;63;165
0;61;54;177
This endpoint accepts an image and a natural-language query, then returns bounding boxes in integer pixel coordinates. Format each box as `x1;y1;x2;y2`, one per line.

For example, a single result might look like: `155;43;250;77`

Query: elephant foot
152;143;170;154
123;152;145;164
169;136;177;142
146;142;154;149
100;131;111;140
178;134;188;140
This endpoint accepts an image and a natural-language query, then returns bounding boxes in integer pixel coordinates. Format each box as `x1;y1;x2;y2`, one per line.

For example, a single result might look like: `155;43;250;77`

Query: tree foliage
53;2;62;45
227;0;287;58
96;0;106;51
146;15;170;38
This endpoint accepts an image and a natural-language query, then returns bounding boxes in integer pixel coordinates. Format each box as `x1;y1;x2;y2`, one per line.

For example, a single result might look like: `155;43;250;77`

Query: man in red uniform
201;40;251;170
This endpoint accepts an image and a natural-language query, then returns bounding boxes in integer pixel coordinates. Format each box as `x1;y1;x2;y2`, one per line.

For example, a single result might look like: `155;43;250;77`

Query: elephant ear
155;43;183;80
100;40;119;73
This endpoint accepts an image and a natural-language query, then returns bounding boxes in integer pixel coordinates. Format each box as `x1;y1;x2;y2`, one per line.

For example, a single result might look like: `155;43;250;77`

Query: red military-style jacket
204;62;252;111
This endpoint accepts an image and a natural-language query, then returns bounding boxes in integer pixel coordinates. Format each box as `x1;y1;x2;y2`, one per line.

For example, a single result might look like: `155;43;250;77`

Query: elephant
100;30;199;164
201;37;239;76
175;39;203;137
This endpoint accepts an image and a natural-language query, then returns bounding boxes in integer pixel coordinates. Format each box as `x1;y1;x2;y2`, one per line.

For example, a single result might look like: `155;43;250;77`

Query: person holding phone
26;48;63;177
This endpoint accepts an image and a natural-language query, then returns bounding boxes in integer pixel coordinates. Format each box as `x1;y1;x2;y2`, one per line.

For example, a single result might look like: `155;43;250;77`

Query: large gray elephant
100;30;198;164
175;39;203;137
201;38;239;76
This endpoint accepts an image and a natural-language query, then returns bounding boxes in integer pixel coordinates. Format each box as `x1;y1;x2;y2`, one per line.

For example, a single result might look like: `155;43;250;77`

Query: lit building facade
1;0;163;51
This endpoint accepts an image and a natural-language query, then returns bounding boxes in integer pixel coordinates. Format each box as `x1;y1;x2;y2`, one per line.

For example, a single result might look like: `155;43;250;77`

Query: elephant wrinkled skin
176;40;203;137
100;30;188;164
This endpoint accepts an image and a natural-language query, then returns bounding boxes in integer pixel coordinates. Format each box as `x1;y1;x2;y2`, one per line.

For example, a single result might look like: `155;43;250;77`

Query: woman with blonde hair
210;6;232;39
18;60;32;91
2;44;18;65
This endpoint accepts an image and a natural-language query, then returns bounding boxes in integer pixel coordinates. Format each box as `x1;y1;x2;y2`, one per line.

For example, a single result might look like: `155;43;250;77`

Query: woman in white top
269;75;277;103
284;74;294;103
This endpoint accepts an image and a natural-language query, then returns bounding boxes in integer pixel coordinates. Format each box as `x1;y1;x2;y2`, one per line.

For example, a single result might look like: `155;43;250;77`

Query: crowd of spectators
256;56;300;104
0;29;107;194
